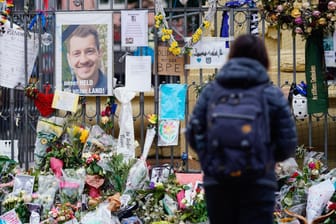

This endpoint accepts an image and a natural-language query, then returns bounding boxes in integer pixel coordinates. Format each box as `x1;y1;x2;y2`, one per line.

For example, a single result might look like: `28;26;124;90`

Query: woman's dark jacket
186;57;298;188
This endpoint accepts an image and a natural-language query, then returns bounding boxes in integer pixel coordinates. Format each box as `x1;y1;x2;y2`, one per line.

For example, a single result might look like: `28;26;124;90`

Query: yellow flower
203;20;210;29
291;8;301;18
161;35;170;42
318;17;327;25
162;28;172;35
73;126;81;135
196;28;203;35
40;138;48;145
146;114;158;124
172;47;181;56
192;34;200;43
80;129;89;143
170;41;178;48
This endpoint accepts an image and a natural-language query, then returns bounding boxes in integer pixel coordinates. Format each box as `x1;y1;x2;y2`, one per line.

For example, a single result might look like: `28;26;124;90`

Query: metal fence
1;0;335;171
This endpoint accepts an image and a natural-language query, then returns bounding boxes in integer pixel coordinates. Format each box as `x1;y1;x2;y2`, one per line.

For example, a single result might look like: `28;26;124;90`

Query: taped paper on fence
125;56;152;92
0;27;38;89
158;120;179;146
185;37;230;70
159;84;187;120
52;90;79;112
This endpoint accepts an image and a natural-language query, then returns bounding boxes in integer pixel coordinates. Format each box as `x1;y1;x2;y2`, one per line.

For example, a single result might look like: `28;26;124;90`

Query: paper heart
34;92;55;117
196;58;201;63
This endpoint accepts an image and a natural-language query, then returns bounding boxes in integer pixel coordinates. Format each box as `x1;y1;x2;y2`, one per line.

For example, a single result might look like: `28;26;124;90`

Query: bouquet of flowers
48;202;79;224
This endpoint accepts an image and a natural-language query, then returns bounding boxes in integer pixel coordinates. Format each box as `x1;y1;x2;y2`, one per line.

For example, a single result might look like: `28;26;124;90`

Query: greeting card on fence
52;90;79;112
158;120;179;146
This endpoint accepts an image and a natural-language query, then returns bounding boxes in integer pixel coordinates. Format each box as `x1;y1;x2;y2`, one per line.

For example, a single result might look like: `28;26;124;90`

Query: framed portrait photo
55;11;113;96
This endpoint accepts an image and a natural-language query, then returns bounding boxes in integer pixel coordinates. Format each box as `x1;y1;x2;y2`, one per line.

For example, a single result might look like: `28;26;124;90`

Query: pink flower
328;1;336;11
86;157;94;164
295;27;303;34
308;161;316;170
294;17;303;25
276;5;283;12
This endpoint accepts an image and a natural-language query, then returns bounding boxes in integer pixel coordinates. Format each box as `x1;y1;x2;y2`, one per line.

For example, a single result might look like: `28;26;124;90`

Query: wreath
154;0;217;56
257;0;336;38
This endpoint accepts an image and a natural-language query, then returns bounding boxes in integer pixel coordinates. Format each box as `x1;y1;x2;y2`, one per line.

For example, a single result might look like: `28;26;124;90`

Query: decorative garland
154;0;217;56
257;0;336;38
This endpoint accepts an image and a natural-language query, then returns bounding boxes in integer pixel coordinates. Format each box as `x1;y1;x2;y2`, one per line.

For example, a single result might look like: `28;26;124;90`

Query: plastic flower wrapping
274;146;336;223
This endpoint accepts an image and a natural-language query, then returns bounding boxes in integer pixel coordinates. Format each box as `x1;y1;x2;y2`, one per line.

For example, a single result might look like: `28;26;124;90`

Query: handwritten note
157;46;184;76
186;37;229;69
0;27;39;88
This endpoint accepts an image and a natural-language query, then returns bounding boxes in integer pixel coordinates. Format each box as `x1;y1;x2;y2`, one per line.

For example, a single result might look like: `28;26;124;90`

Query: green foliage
104;153;136;193
193;74;215;98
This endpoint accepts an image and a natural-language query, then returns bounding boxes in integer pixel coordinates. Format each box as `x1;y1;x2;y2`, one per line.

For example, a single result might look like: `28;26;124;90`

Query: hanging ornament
73;0;82;7
41;32;53;46
179;0;188;5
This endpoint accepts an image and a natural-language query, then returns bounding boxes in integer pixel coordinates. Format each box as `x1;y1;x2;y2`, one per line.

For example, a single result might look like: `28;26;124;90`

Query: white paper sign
0;140;18;162
0;27;39;88
324;31;336;67
125;56;151;92
52;90;79;112
186;37;230;69
121;10;148;47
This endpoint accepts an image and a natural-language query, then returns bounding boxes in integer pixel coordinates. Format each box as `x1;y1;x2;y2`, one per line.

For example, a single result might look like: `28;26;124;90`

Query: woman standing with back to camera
186;34;297;224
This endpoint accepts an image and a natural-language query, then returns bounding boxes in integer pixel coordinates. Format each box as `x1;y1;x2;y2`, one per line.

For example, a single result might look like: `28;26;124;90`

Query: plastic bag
82;125;118;155
306;179;335;224
34;175;59;219
81;202;120;224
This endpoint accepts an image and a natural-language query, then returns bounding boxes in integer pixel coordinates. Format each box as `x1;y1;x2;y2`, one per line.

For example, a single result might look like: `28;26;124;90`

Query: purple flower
149;181;155;189
312;10;321;17
294;17;303;25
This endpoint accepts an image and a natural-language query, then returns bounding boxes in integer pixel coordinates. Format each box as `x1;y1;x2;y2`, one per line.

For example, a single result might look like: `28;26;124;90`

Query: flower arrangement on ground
48;202;79;224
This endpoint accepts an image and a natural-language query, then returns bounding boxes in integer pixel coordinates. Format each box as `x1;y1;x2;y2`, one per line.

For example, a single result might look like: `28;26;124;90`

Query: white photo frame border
55;11;114;96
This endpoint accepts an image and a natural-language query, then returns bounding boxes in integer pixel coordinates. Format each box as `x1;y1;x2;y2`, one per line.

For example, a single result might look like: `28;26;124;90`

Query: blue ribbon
28;11;46;31
221;0;258;43
225;0;254;8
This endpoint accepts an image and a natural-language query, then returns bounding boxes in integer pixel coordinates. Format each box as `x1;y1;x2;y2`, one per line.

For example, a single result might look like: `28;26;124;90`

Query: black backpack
204;80;272;180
